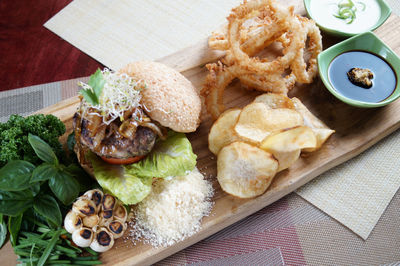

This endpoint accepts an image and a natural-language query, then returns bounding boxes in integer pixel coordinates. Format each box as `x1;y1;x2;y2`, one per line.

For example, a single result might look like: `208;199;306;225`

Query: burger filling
73;68;166;162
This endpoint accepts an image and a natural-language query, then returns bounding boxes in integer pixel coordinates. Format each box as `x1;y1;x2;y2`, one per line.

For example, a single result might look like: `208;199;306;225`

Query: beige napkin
296;129;400;239
44;0;241;71
44;0;400;240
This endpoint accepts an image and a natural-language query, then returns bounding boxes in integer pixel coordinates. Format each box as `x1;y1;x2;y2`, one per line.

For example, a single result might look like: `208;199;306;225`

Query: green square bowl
318;31;400;108
304;0;392;37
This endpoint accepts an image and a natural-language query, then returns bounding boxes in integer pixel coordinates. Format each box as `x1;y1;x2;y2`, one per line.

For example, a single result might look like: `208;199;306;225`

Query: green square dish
318;31;400;108
304;0;392;37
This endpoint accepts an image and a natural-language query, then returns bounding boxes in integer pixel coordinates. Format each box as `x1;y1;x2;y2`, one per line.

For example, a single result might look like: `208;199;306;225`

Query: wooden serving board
35;8;400;266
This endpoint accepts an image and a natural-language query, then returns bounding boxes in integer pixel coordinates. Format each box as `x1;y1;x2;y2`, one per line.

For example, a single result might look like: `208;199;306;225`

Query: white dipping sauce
310;0;381;34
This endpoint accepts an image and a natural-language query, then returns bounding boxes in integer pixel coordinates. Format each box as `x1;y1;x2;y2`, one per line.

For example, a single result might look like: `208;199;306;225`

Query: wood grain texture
0;0;103;91
34;13;400;265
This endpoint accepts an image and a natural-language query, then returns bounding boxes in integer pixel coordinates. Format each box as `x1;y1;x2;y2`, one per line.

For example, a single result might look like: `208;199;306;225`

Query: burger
73;61;202;204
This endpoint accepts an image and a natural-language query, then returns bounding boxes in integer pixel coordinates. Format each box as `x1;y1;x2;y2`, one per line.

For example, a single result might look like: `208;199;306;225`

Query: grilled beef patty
75;114;156;159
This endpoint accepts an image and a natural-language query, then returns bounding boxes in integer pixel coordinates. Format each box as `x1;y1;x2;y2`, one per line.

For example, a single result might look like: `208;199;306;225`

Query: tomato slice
100;155;145;165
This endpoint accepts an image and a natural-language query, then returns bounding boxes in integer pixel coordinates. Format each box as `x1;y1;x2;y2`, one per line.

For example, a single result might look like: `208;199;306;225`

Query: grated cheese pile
128;168;213;247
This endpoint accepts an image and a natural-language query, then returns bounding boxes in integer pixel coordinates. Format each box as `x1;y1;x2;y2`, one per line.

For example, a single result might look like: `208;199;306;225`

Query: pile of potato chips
209;93;334;198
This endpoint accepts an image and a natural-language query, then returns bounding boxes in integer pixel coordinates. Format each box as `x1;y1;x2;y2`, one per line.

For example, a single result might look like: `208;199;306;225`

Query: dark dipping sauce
328;50;397;103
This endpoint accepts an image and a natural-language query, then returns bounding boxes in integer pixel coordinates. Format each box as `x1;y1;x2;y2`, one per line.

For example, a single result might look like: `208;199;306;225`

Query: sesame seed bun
119;61;201;133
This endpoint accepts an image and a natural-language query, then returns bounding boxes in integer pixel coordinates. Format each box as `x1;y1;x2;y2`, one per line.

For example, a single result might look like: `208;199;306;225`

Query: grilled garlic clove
113;203;128;223
84;189;104;212
102;194;116;211
98;210;113;226
90;227;114;252
64;211;83;234
72;227;94;247
72;197;97;217
82;214;100;228
106;220;127;239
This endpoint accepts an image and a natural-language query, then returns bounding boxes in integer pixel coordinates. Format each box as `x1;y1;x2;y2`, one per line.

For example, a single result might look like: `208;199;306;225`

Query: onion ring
239;72;295;94
227;0;303;74
201;62;237;120
202;0;322;120
291;16;322;84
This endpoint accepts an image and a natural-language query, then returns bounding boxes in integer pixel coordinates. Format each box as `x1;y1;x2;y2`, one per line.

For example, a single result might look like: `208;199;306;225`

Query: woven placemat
296;128;400;239
1;74;400;266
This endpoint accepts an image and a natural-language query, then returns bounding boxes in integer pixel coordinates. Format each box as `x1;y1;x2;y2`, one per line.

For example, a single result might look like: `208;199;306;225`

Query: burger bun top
120;61;201;133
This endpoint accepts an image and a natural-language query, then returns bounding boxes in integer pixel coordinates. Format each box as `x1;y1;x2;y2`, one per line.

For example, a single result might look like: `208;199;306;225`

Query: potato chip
304;128;335;152
291;97;335;152
208;108;241;155
273;149;300;172
260;126;317;171
234;102;303;145
253;93;295;109
217;142;278;198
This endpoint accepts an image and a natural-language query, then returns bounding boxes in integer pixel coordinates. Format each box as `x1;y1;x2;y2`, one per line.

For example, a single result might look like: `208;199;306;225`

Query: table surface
1;0;400;265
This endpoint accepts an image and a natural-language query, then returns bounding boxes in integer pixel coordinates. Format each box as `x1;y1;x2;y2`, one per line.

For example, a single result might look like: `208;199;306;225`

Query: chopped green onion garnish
333;0;366;24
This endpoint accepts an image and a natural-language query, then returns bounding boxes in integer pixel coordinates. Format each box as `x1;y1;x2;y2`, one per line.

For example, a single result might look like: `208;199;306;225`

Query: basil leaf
67;132;76;153
20;208;36;232
79;89;98;105
88;69;105;100
28;134;58;165
0;214;7;248
8;213;23;246
0;190;33;216
65;164;94;192
34;194;62;227
48;170;80;206
79;69;105;105
31;163;58;183
30;181;41;197
0;160;35;191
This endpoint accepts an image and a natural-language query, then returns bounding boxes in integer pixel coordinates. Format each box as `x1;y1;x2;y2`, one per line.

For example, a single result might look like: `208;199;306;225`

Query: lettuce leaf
125;132;197;178
88;132;197;204
89;153;153;204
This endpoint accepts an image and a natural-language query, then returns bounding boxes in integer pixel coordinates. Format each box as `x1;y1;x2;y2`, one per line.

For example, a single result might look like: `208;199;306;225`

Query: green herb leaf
0;160;35;191
30;182;41;197
0;190;34;216
0;214;7;248
48;170;80;205
28;134;58;165
33;194;62;228
89;69;106;99
80;69;105;105
65;164;95;192
19;208;36;232
67;132;76;153
80;89;99;106
37;229;62;266
8;213;23;246
31;163;58;183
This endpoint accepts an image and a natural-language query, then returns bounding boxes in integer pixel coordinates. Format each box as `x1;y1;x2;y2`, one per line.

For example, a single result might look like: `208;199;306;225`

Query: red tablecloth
0;0;103;92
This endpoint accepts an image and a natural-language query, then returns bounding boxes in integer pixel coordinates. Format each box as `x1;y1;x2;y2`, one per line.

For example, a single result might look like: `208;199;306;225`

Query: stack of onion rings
202;0;322;120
